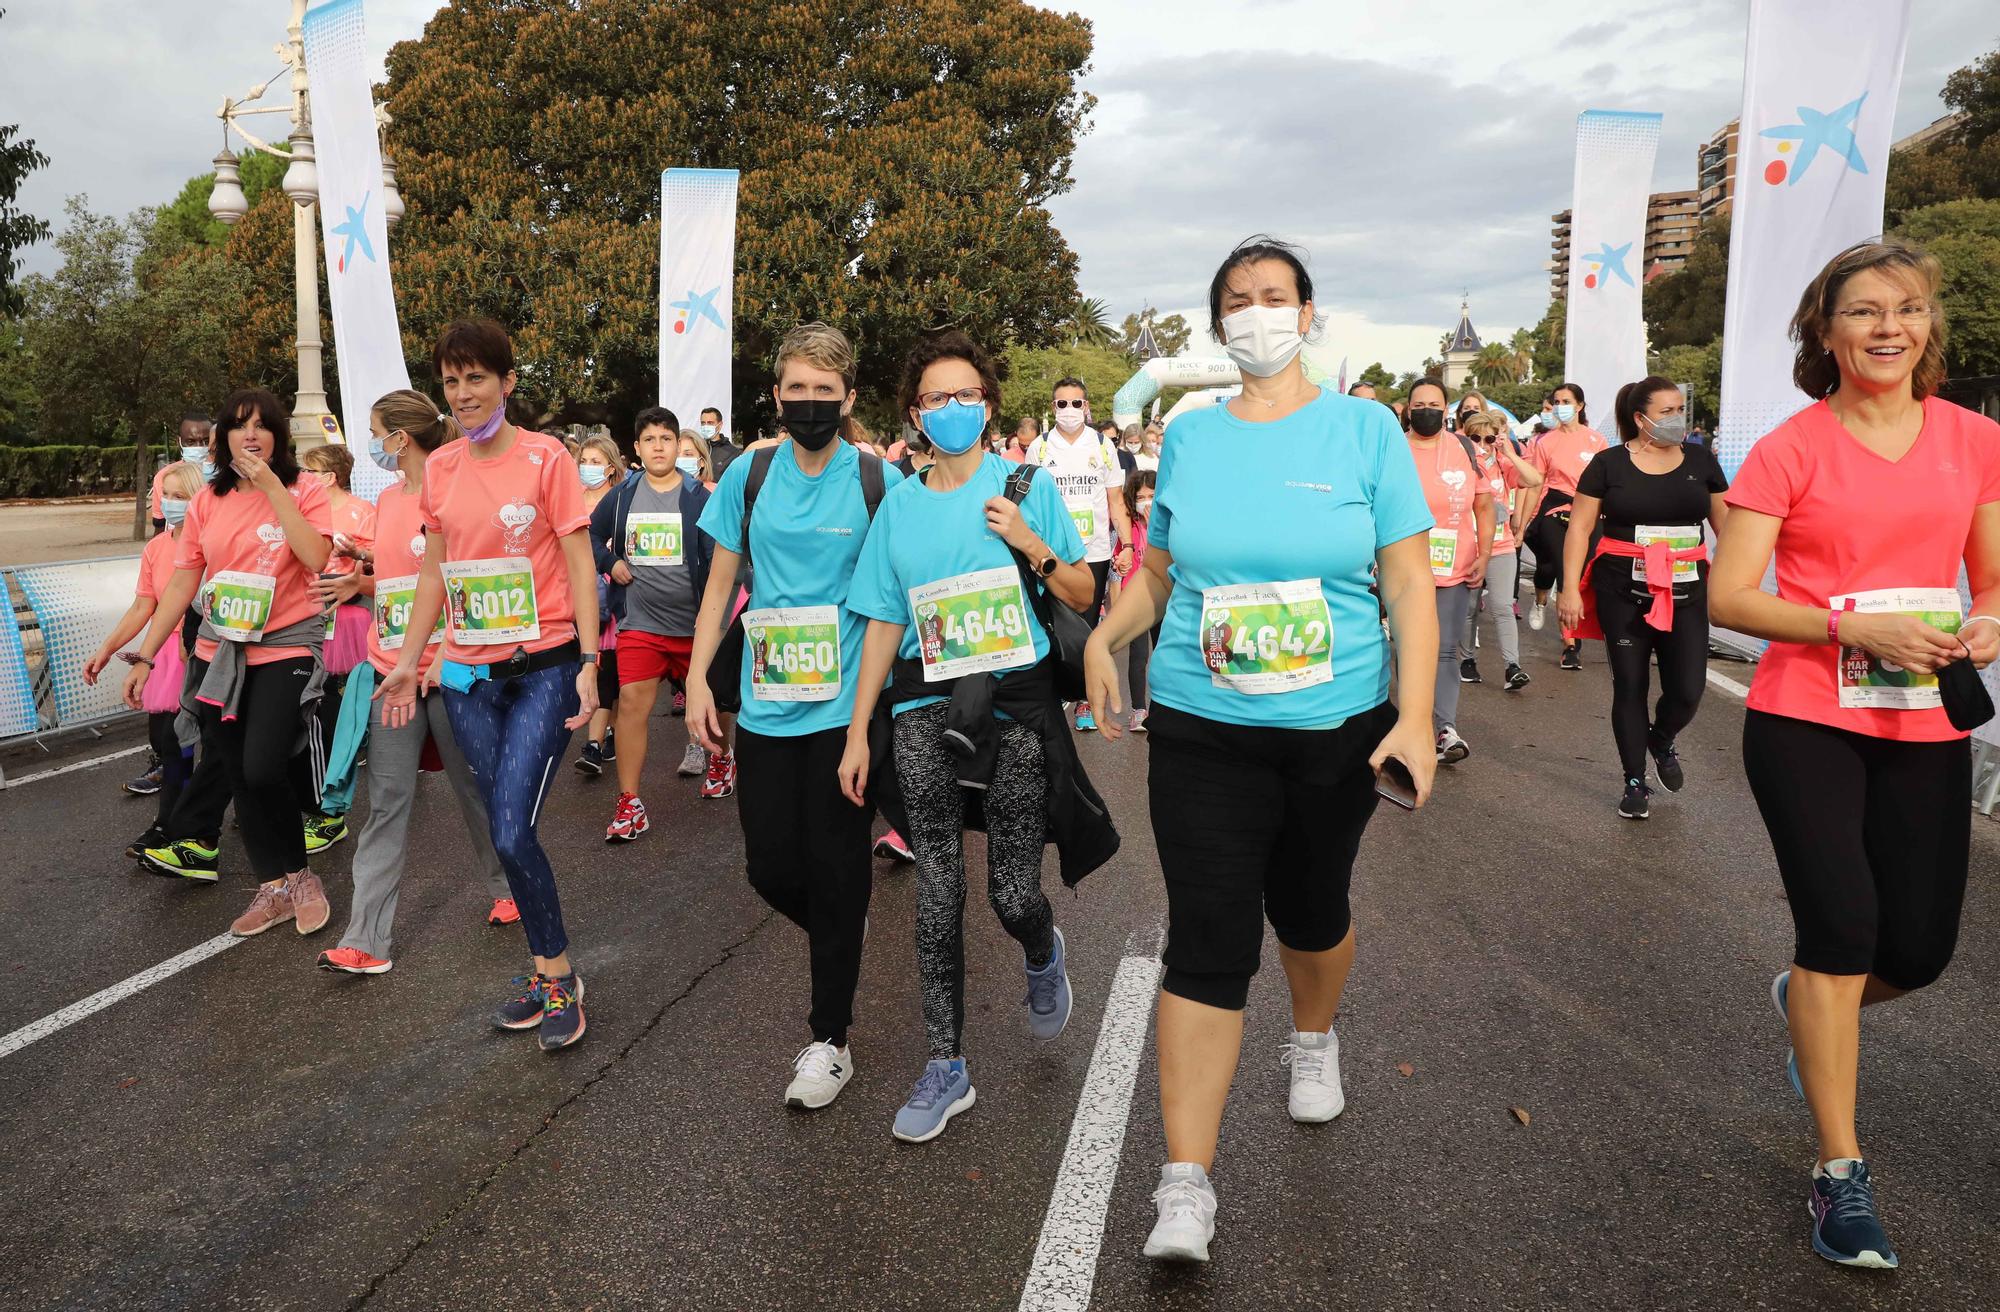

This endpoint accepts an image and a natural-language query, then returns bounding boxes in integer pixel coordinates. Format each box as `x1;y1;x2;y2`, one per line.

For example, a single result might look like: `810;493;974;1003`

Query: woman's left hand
1368;715;1437;809
309;571;363;606
567;661;600;730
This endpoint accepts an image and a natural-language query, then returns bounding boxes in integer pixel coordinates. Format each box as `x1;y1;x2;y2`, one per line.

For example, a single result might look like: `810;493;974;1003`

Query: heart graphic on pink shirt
1439;469;1468;491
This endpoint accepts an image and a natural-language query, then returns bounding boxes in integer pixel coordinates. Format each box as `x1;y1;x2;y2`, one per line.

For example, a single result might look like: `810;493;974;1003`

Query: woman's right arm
121;567;201;709
1556;492;1601;630
837;619;907;806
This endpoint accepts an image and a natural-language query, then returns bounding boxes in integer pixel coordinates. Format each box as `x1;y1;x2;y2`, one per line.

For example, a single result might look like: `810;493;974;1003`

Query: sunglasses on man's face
1052;398;1087;410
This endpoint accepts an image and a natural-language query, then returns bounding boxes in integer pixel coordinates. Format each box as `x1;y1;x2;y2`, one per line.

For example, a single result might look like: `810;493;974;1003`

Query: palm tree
1509;328;1536;382
1473;342;1518;388
1065;297;1114;348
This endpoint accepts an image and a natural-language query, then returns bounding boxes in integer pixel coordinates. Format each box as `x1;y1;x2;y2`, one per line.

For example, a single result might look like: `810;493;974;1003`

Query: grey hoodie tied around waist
176;611;328;751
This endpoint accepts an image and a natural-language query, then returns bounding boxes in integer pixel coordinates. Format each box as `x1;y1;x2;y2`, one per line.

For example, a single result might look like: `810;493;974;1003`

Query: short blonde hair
158;461;203;502
577;434;623;469
774;322;857;391
1792;239;1947;401
299;443;354;490
1461;411;1504;438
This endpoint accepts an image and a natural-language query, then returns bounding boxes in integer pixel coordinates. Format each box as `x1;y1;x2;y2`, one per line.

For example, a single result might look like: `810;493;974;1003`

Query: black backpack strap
857;450;885;520
1004;463;1037;506
1001;465;1059;630
1455;433;1483;472
738;445;780;566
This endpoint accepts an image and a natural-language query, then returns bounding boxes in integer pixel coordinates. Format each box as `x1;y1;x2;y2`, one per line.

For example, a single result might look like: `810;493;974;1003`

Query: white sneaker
1528;602;1547;631
1282;1029;1344;1123
677;740;707;777
785;1040;853;1110
1144;1163;1217;1263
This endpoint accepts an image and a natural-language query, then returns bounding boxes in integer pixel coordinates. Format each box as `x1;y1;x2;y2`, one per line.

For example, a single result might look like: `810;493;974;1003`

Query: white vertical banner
659;169;739;432
303;0;409;503
1715;0;1912;475
1564;110;1662;428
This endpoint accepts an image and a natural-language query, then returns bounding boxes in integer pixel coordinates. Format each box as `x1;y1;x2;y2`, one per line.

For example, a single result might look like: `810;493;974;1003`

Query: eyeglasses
1052;398;1087;410
916;386;988;411
1834;304;1931;326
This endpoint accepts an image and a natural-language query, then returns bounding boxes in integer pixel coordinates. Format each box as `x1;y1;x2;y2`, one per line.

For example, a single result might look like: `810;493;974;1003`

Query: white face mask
1053;408;1087;434
1219;304;1305;378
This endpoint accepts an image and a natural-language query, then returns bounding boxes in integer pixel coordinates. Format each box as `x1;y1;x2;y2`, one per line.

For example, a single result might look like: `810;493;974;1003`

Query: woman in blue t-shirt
840;331;1093;1146
1082;236;1441;1265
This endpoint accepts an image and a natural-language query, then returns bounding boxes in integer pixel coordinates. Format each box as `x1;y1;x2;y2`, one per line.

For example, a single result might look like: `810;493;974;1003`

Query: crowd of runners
76;232;1995;1274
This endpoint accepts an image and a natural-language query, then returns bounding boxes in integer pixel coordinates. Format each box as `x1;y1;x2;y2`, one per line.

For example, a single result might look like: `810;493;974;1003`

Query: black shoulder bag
1003;464;1092;702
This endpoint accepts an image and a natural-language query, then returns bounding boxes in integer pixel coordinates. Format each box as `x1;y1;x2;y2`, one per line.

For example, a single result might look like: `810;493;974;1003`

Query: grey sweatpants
893;701;1056;1059
1458;549;1521;666
1433;583;1471;731
339;689;508;959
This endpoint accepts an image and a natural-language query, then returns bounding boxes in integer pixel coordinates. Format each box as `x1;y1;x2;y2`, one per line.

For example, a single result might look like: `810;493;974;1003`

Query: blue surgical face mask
580;464;609;489
698;423;718;440
180;444;212;470
161;498;189;529
920;399;987;455
1554;403;1577;424
367;433;403;473
675;456;703;477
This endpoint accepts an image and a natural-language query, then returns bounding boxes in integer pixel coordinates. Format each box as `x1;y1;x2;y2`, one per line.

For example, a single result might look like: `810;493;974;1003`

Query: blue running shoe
1772;970;1801;1099
1809;1159;1899;1268
892;1059;975;1144
1026;927;1072;1041
1073;702;1097;732
494;973;552;1030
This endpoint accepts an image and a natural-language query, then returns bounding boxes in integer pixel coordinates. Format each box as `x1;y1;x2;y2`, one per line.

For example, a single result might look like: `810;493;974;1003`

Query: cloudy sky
4;0;1990;378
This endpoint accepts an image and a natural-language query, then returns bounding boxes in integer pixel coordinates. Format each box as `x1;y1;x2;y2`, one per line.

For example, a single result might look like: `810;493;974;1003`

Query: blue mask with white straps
920;400;987;455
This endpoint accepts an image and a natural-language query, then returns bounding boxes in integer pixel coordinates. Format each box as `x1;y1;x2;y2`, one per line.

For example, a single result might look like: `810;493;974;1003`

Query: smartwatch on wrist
1035;552;1058;579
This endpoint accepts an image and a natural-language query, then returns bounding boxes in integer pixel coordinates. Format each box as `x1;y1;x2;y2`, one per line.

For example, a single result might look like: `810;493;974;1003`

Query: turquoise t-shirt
846;453;1085;716
1149;390;1432;729
696;441;904;737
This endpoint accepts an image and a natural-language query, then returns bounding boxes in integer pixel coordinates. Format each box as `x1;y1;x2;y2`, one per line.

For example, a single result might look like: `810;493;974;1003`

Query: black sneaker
1504;663;1531;692
573;741;604;776
493;973;553;1030
599;729;616;763
126;826;168;862
1459;658;1482;684
1648;733;1685;792
1808;1160;1898;1268
1619;778;1651;820
1560;645;1583;671
538;972;587;1051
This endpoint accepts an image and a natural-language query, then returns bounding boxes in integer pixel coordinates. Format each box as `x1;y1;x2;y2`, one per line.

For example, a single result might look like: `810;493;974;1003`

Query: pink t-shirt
1410;435;1489;588
1725;396;2000;742
1478;448;1523;551
175;477;333;667
420;430;591;665
1530;425;1611;512
368;482;442;678
323;494;378;576
136;529;177;600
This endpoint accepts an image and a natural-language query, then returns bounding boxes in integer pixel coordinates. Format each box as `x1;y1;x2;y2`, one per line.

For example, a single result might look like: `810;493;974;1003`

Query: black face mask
1408;408;1445;438
780;398;845;451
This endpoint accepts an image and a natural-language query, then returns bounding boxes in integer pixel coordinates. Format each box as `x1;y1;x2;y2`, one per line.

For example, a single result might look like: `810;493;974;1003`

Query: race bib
1198;579;1333;694
374;573;444;653
1068;503;1096;541
1631;525;1701;585
910;565;1036;682
1834;588;1962;710
441;557;541;646
625;512;684;568
1428;528;1460;578
745;605;842;702
206;570;276;642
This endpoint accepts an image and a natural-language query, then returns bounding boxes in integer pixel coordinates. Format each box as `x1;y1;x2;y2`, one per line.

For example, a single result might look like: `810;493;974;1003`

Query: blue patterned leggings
444;662;579;959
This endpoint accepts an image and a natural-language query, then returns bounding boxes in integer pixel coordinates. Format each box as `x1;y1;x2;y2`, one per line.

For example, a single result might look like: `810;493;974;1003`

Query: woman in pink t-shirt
1710;240;2000;1270
1404;378;1493;764
375;320;602;1052
1523;382;1610;667
120;390;336;938
1456;410;1542;692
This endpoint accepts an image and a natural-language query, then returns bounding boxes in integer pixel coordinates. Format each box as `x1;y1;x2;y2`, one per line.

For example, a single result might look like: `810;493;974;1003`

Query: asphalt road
1;620;1995;1312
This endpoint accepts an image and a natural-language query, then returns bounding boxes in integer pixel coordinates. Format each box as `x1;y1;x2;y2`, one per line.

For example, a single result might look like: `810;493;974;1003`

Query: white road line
1019;945;1164;1312
0;742;149;789
0;933;241;1059
1706;667;1752;700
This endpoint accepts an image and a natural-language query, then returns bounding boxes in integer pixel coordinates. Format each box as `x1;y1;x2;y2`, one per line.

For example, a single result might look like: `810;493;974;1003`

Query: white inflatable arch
1111;354;1335;429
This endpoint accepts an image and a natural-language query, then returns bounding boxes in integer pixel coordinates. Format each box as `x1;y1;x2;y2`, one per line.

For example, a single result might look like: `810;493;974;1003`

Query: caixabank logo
1579;241;1633;292
1758;93;1869;187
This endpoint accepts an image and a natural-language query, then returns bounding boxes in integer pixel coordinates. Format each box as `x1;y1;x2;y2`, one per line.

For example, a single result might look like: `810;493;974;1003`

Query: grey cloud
1559;21;1627;51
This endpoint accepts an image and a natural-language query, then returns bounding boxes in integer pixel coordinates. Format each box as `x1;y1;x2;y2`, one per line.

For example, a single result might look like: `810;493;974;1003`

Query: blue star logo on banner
669;286;726;336
331;191;376;273
1582;241;1633;291
1758;94;1868;186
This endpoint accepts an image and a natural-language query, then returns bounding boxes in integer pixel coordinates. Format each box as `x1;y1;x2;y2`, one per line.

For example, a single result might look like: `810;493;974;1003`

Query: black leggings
1593;578;1709;781
1149;700;1392;1011
1085;559;1111;626
182;657;319;879
736;726;874;1047
1742;709;1969;988
1526;510;1569;594
146;711;193;834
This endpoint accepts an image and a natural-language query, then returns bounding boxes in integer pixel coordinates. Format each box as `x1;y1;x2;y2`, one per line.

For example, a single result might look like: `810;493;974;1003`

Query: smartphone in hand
1374;756;1418;810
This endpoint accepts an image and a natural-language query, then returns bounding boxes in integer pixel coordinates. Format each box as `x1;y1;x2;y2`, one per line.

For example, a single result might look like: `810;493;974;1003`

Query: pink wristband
1828;607;1845;646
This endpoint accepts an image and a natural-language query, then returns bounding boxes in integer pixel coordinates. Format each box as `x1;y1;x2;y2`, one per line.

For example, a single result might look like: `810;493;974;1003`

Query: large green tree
998;342;1179;428
150;151;287;251
380;0;1094;436
17;198;248;535
0;11;52;318
1893;200;2000;379
1885;46;2000;222
1642;214;1729;350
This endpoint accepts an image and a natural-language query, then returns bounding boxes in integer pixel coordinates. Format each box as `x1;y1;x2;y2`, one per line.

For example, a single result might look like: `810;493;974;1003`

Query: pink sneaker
289;869;331;935
230;880;295;937
606;792;649;841
487;897;521;925
317;946;392;974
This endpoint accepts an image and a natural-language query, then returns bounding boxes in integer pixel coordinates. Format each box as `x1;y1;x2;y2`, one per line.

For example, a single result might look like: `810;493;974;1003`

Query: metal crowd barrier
0;552;145;755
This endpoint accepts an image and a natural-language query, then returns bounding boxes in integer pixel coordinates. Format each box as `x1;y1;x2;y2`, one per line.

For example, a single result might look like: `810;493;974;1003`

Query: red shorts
618;629;694;686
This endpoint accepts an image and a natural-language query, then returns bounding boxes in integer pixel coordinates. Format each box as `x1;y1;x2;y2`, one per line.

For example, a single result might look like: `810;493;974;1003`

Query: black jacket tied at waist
887;654;1118;888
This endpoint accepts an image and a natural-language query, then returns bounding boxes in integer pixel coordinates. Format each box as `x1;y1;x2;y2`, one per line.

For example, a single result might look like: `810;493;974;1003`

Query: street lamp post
206;0;403;450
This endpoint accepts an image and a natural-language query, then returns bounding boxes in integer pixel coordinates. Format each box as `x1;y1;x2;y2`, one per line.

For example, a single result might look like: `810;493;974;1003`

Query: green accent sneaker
302;814;349;855
141;839;220;883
